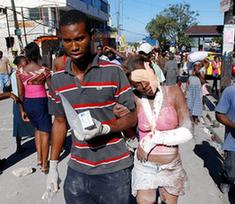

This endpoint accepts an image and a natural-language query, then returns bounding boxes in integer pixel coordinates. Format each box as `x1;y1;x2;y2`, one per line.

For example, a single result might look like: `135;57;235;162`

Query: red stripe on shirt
80;81;118;87
101;118;117;125
53;69;65;74
48;92;61;103
72;100;116;109
115;84;131;97
73;137;123;149
98;61;122;69
55;84;77;93
70;152;130;167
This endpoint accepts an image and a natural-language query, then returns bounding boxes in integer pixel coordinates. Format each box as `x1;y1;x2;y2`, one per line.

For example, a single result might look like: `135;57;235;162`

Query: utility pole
116;0;120;50
21;7;28;45
10;0;23;52
5;8;12;50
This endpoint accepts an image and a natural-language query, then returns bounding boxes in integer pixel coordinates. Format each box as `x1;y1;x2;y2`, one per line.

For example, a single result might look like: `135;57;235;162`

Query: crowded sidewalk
0;96;229;204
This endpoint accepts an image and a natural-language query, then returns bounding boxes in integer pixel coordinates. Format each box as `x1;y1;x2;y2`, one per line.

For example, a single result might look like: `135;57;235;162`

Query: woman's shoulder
162;85;184;99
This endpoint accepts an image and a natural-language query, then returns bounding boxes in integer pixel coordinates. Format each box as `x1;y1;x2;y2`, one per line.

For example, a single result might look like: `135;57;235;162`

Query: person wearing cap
138;43;165;83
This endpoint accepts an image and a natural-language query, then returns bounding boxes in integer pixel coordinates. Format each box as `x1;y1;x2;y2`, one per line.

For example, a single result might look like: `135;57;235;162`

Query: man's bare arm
216;112;235;129
109;109;137;133
50;116;68;160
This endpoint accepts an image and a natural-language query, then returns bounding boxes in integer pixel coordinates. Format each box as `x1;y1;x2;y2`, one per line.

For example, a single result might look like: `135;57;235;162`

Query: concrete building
0;0;110;64
219;0;235;90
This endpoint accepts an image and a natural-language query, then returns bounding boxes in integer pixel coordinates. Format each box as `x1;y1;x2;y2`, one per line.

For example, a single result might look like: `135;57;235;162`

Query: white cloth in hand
46;160;59;192
84;118;111;141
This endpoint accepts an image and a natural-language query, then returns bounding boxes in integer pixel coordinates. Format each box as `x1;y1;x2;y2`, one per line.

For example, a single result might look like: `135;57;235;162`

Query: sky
108;0;224;42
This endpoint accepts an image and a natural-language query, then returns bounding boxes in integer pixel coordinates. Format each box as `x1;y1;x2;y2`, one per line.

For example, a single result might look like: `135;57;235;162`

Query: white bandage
140;127;193;153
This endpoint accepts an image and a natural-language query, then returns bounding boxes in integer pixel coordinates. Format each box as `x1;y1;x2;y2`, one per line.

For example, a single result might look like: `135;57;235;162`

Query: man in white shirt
138;43;165;83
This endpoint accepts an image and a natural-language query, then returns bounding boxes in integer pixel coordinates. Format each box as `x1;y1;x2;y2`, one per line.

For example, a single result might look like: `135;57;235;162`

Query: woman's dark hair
24;42;41;63
13;55;26;66
123;55;145;78
214;55;219;61
59;9;91;35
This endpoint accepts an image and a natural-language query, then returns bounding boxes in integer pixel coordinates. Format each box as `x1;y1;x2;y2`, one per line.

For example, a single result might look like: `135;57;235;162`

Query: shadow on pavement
204;95;216;111
1;134;72;172
228;184;235;204
193;141;224;189
1;138;36;171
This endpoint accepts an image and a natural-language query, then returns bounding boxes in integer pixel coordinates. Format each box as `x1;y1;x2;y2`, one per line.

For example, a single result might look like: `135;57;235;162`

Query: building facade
0;0;110;63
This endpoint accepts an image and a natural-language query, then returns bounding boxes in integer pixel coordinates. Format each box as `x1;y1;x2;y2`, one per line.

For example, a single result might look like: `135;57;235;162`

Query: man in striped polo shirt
46;10;137;204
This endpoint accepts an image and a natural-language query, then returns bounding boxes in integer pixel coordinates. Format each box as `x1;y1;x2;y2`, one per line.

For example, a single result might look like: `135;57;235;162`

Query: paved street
0;96;230;204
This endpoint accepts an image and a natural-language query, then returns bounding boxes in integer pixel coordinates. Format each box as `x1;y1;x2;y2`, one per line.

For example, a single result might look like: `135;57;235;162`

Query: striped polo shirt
48;55;136;175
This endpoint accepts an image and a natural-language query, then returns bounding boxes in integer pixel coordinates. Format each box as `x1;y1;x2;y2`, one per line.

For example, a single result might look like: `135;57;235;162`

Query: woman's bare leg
136;189;157;204
159;187;178;204
40;130;49;172
34;130;42;165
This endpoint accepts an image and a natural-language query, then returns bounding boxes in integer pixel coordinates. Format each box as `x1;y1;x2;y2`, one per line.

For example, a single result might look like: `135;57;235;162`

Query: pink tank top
17;67;50;98
138;93;179;155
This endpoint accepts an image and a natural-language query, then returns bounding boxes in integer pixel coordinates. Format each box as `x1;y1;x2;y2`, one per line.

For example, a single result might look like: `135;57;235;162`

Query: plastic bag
58;93;85;140
188;51;208;62
12;167;36;177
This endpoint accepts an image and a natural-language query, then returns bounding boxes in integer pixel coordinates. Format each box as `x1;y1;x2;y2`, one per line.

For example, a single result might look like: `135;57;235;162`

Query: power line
124;15;146;25
121;28;146;37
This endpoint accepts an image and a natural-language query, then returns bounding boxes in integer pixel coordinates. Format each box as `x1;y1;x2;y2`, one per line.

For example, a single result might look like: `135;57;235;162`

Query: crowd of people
0;9;233;204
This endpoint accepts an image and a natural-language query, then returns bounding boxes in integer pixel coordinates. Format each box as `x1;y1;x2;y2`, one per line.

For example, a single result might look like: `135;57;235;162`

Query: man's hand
136;145;148;162
21;111;30;122
103;46;114;52
113;103;130;118
84;118;111;141
9;93;21;103
46;160;59;192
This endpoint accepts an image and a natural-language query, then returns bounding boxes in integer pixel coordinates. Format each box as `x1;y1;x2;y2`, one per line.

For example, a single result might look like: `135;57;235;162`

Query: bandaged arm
140;126;193;153
140;85;193;153
140;86;193;153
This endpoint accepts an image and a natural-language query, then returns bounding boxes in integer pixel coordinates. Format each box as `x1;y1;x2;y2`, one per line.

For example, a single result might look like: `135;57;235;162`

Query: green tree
146;3;198;50
211;36;222;46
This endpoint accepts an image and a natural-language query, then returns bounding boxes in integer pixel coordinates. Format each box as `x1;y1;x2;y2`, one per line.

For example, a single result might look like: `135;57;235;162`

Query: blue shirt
215;85;235;151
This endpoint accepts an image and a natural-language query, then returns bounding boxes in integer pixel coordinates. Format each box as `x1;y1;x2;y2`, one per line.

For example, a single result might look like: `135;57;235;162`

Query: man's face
60;22;91;62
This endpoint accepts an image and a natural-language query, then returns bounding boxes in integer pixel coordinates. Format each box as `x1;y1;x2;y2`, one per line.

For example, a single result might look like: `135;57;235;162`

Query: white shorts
132;152;188;196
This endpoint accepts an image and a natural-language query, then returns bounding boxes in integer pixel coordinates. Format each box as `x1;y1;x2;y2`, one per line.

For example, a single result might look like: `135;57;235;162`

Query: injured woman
125;55;193;204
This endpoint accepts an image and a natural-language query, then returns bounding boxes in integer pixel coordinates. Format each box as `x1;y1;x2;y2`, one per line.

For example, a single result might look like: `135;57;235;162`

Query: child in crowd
185;62;203;124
